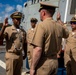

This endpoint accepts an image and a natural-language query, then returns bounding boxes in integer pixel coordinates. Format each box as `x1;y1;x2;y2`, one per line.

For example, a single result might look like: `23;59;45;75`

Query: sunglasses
70;21;76;24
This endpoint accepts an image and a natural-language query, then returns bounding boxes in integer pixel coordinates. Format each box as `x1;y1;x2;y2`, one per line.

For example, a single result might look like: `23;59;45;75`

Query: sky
0;0;27;24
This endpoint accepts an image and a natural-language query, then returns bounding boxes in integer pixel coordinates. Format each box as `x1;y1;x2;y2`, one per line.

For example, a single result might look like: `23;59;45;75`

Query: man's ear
42;10;45;16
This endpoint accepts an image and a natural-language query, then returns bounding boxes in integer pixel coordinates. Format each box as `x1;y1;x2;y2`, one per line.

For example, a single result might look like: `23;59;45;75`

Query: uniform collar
43;17;53;21
11;25;20;30
70;31;76;36
31;28;34;30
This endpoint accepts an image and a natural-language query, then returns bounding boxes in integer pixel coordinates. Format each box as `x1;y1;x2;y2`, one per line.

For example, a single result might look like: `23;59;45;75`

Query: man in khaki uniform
30;2;69;75
0;11;27;75
27;18;38;68
64;16;76;75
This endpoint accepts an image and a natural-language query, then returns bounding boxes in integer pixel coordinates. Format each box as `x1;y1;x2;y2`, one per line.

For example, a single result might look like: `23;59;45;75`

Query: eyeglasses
70;21;76;24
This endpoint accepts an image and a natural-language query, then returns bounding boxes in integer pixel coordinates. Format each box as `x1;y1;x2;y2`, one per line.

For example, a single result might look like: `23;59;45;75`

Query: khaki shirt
27;28;36;56
32;17;69;58
4;25;26;53
27;28;36;44
64;31;76;64
27;28;36;67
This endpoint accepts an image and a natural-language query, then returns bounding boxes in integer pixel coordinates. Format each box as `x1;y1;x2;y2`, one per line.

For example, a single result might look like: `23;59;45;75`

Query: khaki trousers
65;58;76;75
35;58;58;75
5;52;23;75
